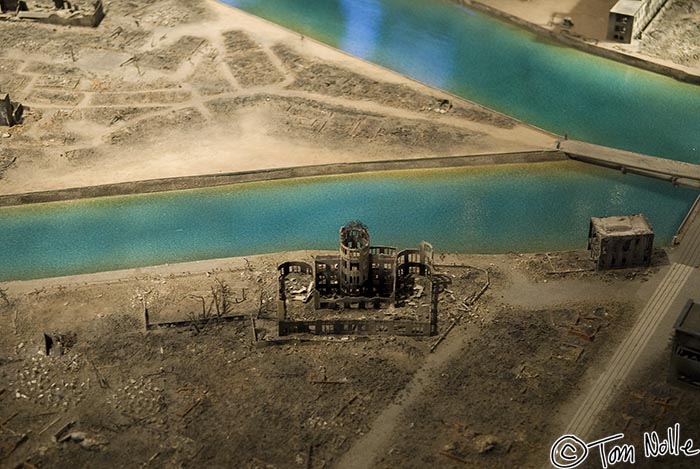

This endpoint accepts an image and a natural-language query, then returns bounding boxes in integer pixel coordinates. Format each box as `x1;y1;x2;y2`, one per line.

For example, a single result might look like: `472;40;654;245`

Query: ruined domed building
277;221;437;336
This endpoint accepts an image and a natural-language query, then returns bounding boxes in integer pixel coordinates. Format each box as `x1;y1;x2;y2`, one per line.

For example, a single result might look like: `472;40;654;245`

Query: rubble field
0;249;659;467
642;0;700;70
0;0;556;196
0;0;685;467
377;299;637;468
591;352;700;469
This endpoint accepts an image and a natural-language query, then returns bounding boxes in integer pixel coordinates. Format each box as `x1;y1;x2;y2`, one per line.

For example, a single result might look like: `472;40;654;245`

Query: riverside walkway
561;140;700;187
564;203;700;440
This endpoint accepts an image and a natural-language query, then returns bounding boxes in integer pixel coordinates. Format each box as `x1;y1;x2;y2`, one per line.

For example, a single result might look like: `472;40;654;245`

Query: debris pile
10;350;87;409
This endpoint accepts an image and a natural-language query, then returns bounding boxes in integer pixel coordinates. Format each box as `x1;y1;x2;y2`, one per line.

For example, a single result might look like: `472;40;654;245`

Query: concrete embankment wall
0;150;565;207
452;0;700;85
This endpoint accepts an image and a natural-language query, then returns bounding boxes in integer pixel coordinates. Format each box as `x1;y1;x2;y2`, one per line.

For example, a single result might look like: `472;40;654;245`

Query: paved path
564;204;700;439
562;140;700;186
675;197;700;267
335;311;486;469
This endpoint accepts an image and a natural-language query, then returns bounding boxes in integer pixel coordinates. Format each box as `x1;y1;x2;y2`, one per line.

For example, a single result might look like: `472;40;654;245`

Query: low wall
0;150;565;207
453;0;700;85
278;319;434;336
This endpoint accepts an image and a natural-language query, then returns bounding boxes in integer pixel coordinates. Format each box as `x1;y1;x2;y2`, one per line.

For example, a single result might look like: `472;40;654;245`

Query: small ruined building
607;0;669;43
278;221;437;336
0;93;23;127
587;214;654;270
0;0;105;27
670;300;700;388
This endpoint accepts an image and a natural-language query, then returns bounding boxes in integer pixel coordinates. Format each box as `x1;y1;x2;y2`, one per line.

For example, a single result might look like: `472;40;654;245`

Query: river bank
457;0;700;85
2;3;699;467
0;0;556;198
224;0;700;164
2;159;697;282
0;150;563;206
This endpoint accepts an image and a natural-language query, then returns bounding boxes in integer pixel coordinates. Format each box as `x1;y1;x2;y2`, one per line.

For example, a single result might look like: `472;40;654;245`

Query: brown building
588;214;654;270
277;221;437;336
607;0;669;44
313;220;432;309
670;300;700;388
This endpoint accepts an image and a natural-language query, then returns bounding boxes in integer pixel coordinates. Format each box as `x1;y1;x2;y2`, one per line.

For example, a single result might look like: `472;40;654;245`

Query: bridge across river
561;140;700;187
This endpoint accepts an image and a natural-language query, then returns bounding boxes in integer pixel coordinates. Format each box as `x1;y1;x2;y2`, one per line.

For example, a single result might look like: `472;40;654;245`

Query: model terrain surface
1;0;700;468
472;0;700;74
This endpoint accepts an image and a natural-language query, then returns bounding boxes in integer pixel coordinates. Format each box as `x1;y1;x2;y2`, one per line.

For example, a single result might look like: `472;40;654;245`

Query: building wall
396;242;434;277
369;247;396;297
607;0;669;43
315;295;394;311
279;318;433;336
634;0;668;38
314;256;339;297
591;233;654;269
607;12;635;43
339;224;371;295
671;331;700;387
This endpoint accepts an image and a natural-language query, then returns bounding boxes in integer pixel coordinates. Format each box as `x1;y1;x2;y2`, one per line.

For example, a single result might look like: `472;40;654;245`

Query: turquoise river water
226;0;700;163
0;162;698;281
1;0;699;281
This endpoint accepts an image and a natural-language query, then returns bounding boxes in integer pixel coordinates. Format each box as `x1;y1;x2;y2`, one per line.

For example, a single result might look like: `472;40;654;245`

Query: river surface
225;0;700;163
1;1;699;281
1;162;697;281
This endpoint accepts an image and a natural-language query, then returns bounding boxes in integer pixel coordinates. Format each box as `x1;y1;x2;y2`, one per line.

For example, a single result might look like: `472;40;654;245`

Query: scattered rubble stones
642;0;700;69
223;30;285;87
273;44;516;129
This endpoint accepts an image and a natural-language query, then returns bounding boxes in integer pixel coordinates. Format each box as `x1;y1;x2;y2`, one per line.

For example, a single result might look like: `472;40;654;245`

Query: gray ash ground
642;0;700;70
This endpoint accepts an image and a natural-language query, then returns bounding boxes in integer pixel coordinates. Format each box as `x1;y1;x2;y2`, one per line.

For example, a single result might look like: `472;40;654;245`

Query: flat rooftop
591;214;653;237
610;0;644;17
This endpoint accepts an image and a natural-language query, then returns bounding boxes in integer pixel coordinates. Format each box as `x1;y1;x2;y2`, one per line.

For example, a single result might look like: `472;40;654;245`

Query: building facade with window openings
607;0;669;43
313;220;433;309
276;221;437;336
587;214;654;270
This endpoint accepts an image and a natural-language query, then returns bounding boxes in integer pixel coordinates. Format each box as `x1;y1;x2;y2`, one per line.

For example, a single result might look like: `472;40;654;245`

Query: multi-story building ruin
670;299;700;388
277;221;437;336
607;0;669;43
587;214;654;270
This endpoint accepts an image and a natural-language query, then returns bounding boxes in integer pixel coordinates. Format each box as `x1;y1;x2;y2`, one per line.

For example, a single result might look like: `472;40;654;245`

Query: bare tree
212;278;230;318
211;277;247;319
188;294;211;318
255;275;277;319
